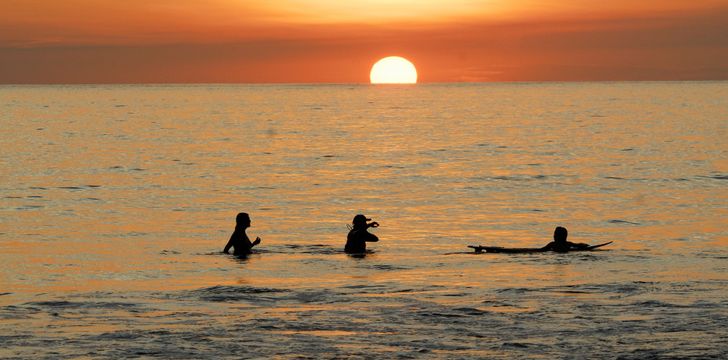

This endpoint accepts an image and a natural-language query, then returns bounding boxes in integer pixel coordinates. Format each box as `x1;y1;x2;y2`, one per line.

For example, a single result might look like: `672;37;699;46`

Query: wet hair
554;226;568;242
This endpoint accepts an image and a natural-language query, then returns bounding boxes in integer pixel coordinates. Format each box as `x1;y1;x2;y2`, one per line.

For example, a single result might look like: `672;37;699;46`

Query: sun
370;56;417;84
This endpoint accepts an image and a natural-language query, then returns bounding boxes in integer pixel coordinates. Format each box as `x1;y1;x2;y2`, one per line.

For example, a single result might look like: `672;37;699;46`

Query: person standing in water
345;214;380;254
223;212;261;256
540;226;589;252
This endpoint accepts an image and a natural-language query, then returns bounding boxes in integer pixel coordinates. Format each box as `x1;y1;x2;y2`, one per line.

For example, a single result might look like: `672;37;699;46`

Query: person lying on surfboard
468;226;612;253
345;214;379;254
223;212;261;256
540;226;589;252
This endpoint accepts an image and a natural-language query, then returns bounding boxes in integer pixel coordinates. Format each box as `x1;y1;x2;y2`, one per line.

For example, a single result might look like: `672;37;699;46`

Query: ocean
1;82;726;358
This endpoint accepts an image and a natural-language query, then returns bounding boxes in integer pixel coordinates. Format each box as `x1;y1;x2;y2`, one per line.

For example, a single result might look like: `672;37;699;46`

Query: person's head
236;212;251;228
553;226;568;243
352;214;371;228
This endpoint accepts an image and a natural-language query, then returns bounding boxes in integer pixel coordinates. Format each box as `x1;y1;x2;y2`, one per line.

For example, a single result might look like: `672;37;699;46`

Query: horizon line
2;79;727;86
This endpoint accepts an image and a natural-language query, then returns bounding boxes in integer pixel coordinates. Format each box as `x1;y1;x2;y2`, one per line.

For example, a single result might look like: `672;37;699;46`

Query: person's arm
251;237;261;247
223;234;235;254
365;222;380;242
365;232;379;242
540;242;554;251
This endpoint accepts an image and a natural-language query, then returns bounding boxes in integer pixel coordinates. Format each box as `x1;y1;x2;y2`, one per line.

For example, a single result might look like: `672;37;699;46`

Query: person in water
540;226;589;252
345;214;379;254
223;212;261;256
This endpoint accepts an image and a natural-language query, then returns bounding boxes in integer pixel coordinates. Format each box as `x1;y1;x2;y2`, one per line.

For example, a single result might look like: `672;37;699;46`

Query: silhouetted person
223;212;261;256
345;214;379;254
541;226;589;252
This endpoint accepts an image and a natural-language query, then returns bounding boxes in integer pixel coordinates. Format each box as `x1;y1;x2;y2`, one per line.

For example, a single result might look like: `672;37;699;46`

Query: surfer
469;226;612;253
345;214;379;254
540;226;589;252
223;212;261;256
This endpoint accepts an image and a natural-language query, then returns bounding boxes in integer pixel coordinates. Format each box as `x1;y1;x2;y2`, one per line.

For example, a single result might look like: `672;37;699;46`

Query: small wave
495;282;655;297
603;176;648;181
492;176;520;181
608;219;641;225
92;331;146;341
342;284;384;290
495;287;534;294
283;244;341;255
26;300;139;310
0;304;43;319
452;307;489;316
285;289;343;304
575;282;656;295
57;185;102;190
417;311;466;318
186;285;288;303
198;251;225;256
630;300;686;308
118;232;149;237
369;264;411;271
695;252;728;260
15;205;44;210
576;254;611;261
704;174;728;180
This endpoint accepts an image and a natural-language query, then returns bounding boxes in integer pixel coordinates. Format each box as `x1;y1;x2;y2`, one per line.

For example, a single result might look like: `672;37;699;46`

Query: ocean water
0;82;726;358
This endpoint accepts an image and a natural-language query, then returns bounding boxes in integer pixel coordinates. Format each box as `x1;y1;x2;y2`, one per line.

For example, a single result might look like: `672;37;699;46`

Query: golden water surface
0;83;726;358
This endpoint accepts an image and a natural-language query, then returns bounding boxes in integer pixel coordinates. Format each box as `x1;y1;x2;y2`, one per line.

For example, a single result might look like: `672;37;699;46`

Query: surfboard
468;241;613;254
583;241;613;250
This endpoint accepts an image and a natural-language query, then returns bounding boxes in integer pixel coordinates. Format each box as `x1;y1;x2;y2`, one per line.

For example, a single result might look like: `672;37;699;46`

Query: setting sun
370;56;418;84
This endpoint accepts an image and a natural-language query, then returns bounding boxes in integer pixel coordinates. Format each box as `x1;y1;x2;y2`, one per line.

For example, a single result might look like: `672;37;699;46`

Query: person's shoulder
347;230;361;242
349;228;365;236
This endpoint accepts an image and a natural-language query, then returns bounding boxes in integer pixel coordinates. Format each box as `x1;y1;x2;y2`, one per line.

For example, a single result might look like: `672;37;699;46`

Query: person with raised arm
345;214;380;254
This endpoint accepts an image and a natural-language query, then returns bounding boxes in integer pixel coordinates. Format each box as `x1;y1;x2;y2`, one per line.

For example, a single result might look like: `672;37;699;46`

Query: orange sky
1;0;727;83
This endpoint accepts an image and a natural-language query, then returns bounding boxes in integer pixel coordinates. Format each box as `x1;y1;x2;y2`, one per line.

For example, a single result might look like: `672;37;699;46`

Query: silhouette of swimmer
540;226;589;252
223;212;261;256
345;214;379;254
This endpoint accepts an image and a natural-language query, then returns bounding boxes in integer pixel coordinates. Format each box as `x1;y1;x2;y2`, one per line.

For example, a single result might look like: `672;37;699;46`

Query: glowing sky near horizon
0;0;726;83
